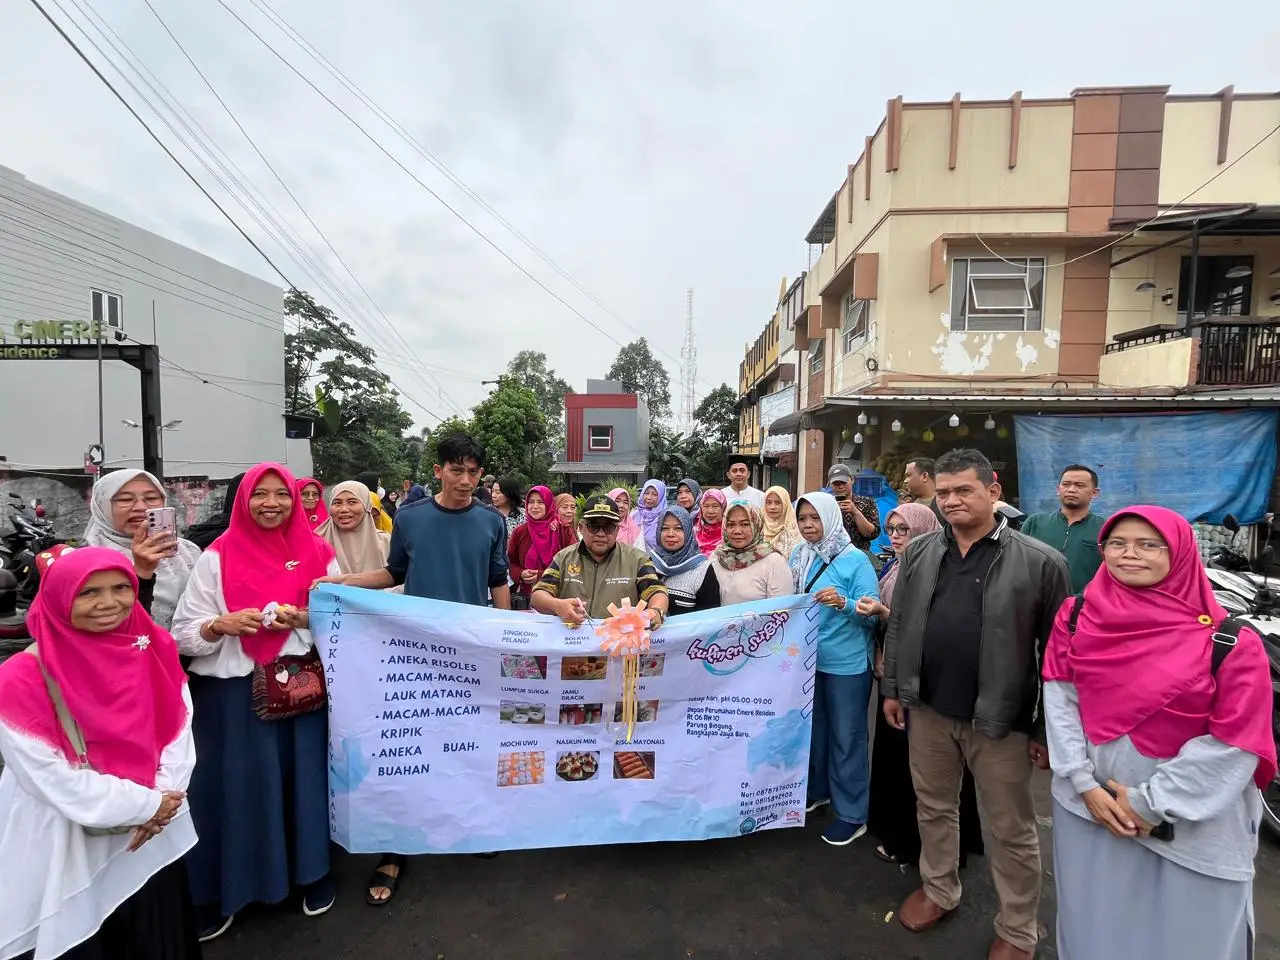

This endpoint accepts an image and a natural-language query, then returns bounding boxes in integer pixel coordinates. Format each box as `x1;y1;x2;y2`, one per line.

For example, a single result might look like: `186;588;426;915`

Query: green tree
694;383;739;447
646;423;696;480
470;379;551;485
505;350;572;437
606;338;672;422
283;289;415;484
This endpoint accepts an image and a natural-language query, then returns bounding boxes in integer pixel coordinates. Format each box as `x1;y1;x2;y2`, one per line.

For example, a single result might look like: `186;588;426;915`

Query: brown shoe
898;888;954;932
988;936;1035;959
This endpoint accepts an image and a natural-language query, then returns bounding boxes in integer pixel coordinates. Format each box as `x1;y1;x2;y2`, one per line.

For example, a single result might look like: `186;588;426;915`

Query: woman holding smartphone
83;469;201;629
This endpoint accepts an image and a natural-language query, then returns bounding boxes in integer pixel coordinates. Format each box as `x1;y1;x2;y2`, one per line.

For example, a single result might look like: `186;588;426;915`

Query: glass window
949;257;1045;332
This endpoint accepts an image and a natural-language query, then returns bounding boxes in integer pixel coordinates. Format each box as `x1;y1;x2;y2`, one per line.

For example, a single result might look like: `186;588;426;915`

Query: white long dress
0;685;197;960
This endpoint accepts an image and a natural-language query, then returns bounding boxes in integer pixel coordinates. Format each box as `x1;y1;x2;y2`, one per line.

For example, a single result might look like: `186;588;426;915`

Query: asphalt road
203;772;1280;960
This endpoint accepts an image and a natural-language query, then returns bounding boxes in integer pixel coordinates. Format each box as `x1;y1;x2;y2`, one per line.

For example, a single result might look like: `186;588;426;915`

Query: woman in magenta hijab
171;463;340;942
1043;505;1276;959
507;485;576;608
296;477;325;531
0;547;200;960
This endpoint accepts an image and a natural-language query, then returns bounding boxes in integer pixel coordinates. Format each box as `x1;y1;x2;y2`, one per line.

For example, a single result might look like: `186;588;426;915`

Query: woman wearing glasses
1043;506;1277;959
83;470;202;629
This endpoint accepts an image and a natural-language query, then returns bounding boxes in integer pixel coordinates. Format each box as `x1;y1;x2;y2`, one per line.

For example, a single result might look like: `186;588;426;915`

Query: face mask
377;486;386;499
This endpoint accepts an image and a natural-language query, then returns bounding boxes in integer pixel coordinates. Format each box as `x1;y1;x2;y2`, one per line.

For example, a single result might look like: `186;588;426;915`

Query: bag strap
1210;616;1247;677
24;645;89;766
804;559;833;594
1067;594;1084;634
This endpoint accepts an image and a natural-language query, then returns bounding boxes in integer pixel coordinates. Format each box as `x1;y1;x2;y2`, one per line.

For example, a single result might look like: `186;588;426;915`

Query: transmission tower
680;288;697;435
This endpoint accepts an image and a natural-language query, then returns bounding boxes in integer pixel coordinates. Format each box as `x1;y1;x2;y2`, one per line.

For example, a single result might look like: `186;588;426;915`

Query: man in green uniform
1019;464;1105;594
532;494;669;626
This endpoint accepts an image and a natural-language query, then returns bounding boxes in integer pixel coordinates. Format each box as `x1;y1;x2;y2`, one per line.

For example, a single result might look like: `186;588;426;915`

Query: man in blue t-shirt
316;432;509;904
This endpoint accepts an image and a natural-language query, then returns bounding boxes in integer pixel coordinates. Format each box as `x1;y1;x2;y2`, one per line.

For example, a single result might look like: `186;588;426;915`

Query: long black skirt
42;859;201;960
867;695;985;866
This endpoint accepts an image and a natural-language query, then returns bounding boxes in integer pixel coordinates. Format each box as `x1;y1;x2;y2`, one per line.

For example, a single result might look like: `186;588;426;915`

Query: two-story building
760;85;1280;506
550;379;650;493
735;277;800;493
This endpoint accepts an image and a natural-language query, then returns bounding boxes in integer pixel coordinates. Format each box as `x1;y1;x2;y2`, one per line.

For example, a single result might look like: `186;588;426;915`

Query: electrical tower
680;288;697;435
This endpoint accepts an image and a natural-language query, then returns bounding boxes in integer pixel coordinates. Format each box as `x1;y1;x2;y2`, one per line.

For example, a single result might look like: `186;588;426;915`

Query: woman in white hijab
82;469;201;629
314;481;391;576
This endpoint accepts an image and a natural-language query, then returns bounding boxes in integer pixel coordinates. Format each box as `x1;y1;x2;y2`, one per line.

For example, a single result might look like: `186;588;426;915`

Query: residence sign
0;319;109;359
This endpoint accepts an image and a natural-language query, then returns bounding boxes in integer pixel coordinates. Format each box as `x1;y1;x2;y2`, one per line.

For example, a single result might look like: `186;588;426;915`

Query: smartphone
834;494;849;502
145;506;177;539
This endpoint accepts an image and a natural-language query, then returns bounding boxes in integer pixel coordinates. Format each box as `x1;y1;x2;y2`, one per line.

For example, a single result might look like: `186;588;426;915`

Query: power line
62;0;458;418
246;0;720;396
26;0;451;426
213;0;649;361
137;0;467;418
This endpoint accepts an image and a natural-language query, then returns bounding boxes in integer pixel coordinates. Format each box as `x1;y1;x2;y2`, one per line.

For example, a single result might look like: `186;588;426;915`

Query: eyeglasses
584;520;618;533
1101;538;1168;558
885;523;911;535
111;493;165;508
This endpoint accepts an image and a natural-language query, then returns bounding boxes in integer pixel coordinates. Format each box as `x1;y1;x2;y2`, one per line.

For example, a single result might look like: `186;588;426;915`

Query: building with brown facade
746;85;1280;504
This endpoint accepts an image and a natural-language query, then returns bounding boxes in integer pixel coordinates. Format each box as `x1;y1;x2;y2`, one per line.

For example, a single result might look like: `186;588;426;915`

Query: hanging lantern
957;424;971;437
890;419;902;433
922;428;935;443
996;426;1010;439
984;415;996;431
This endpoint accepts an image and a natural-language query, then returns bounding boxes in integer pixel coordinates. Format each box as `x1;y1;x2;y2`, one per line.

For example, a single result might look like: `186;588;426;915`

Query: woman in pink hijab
170;463;339;942
0;547;199;960
296;477;326;531
1043;505;1277;959
608;487;643;547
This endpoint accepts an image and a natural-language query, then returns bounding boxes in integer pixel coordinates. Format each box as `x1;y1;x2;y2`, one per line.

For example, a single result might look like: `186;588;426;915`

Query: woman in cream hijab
314;482;391;575
761;485;801;558
82;468;201;629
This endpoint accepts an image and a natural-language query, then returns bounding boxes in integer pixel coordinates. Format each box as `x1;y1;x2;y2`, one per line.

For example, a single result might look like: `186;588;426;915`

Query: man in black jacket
881;448;1068;960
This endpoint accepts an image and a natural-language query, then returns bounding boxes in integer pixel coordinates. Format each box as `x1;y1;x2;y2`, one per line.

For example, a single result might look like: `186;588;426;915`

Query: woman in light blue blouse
789;490;881;846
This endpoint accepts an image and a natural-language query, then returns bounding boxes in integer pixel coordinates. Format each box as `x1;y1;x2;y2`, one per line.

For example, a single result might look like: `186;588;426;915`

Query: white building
0;164;309;479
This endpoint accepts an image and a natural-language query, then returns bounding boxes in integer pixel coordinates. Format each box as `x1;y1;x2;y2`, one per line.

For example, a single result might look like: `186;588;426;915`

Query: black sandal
873;844;901;864
366;857;404;907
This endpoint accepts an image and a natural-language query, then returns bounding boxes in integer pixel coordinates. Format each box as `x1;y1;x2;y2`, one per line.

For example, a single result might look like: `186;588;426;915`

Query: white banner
311;586;819;852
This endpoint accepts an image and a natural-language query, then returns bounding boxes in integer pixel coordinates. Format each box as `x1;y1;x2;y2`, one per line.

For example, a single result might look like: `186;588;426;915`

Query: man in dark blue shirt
317;433;510;904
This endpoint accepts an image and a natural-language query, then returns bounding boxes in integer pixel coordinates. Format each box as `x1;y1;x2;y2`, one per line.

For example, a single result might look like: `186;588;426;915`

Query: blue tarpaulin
1014;410;1279;524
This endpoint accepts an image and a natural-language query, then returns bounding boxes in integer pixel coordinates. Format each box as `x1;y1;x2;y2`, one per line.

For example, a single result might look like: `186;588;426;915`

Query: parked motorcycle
1204;514;1280;837
0;492;59;607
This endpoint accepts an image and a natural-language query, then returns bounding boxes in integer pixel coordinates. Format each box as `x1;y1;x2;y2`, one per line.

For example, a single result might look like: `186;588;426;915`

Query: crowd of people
0;438;1274;960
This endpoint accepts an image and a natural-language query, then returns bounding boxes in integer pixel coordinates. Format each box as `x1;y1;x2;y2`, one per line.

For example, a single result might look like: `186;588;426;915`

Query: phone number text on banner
310;585;820;853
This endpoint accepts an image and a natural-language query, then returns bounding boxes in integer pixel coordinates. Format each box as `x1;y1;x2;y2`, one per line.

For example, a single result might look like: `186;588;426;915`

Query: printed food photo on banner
560;655;608;680
499;701;546;725
497;751;545;787
558;702;604;726
555;751;600;782
613;751;656;780
637;653;665;677
500;653;547;680
612;700;659;724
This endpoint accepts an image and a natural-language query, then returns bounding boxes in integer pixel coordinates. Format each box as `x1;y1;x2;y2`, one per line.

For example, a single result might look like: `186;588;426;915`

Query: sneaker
806;797;831;814
197;914;234;943
821;820;868;846
302;875;336;917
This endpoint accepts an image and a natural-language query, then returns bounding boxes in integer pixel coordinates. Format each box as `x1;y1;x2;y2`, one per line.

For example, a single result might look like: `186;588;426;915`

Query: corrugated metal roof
549;461;646;474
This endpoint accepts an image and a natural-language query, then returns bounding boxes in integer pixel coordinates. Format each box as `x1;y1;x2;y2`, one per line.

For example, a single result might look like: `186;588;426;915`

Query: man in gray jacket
881;448;1069;960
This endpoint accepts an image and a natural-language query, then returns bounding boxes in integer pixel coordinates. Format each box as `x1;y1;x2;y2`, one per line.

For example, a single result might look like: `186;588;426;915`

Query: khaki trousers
907;705;1041;952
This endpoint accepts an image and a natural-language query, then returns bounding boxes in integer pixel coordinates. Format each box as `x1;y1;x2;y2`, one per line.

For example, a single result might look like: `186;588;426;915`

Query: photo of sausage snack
613;752;655;780
560;655;608;681
554;751;600;782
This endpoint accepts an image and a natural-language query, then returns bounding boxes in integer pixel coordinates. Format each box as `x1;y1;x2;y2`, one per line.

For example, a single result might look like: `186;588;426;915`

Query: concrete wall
578;407;645;465
1097;337;1192;388
1159;99;1280;206
0;165;288;479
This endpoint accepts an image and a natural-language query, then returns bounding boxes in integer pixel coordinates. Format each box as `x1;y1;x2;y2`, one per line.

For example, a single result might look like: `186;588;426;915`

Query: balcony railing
1197;318;1280;386
1104;317;1280;387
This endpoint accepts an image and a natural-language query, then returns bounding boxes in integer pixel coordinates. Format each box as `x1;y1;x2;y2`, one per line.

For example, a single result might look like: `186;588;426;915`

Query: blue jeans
807;670;873;824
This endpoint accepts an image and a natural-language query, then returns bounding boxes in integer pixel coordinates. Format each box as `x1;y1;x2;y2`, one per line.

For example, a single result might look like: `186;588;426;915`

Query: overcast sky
1;0;1274;429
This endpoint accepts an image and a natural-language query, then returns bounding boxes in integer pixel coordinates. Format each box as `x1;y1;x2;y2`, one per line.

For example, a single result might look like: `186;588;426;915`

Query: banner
311;586;819;853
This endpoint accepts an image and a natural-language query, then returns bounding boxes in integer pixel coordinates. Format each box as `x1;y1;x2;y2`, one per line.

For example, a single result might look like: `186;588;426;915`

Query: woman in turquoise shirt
789;490;881;846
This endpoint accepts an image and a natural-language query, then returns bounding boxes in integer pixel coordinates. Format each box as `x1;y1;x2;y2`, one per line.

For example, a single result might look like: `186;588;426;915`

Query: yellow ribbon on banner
595;598;652;742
